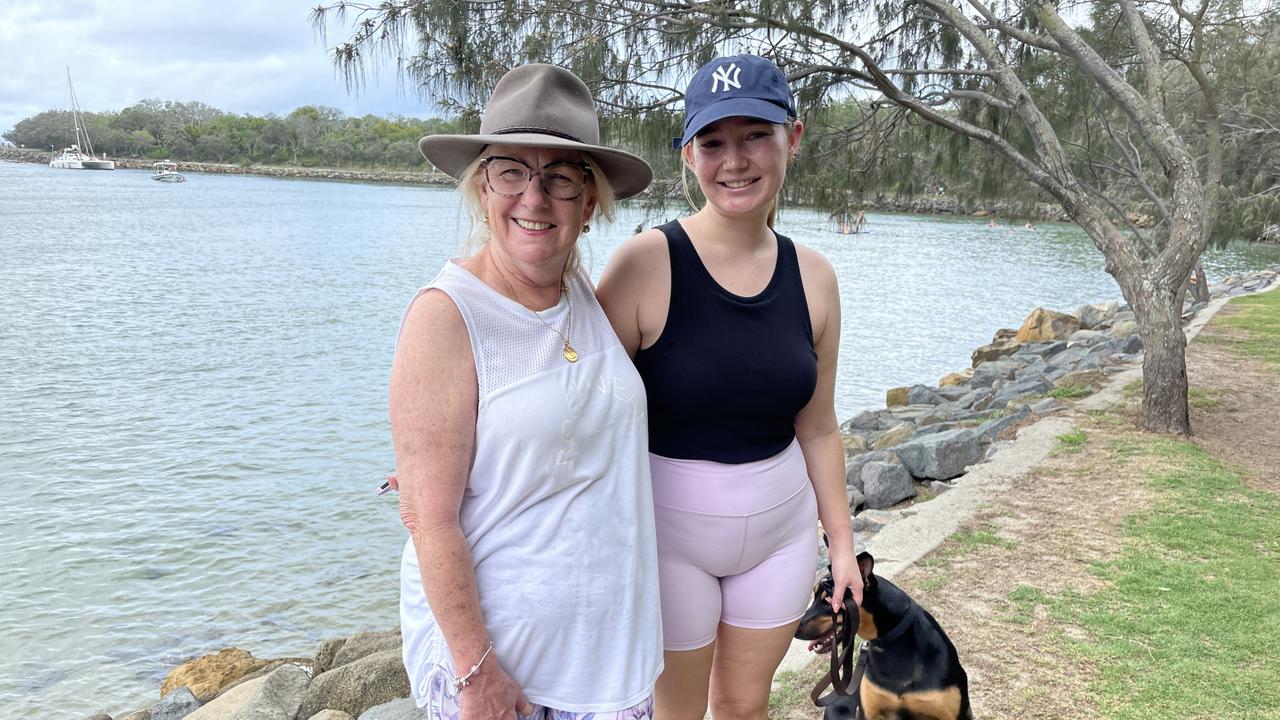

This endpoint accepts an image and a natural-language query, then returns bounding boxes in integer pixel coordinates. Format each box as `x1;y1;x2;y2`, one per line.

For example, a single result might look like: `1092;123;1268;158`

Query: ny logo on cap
710;63;742;93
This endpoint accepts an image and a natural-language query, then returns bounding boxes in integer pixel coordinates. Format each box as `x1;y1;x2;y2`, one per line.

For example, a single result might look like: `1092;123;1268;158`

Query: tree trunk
1125;278;1192;435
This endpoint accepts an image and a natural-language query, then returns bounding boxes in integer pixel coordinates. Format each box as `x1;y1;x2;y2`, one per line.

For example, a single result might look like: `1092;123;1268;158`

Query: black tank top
634;220;818;464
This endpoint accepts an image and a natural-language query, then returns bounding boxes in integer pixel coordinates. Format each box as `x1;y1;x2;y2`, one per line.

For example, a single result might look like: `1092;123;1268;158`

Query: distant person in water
853;209;866;234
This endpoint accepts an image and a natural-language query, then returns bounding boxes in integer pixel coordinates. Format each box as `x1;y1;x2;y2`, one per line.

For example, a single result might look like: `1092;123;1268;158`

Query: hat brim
419;133;653;200
680;98;791;147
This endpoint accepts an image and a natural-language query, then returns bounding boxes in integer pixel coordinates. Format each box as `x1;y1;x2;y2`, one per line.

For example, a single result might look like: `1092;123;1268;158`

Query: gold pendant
563;344;579;363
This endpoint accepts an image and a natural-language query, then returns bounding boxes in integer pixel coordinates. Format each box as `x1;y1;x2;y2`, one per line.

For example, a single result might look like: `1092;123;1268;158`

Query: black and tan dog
795;552;972;720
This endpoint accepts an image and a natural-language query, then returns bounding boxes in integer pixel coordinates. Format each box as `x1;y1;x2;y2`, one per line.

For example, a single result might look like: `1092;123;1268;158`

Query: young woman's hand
827;544;864;613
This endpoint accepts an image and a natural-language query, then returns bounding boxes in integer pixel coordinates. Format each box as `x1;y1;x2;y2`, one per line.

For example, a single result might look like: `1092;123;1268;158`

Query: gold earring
582;223;591;234
482;212;489;225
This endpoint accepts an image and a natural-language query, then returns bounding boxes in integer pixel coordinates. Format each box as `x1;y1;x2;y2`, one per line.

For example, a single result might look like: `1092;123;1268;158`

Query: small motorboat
151;161;186;183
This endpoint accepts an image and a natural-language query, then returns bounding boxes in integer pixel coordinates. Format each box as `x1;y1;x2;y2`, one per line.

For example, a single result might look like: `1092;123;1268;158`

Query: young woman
598;54;862;720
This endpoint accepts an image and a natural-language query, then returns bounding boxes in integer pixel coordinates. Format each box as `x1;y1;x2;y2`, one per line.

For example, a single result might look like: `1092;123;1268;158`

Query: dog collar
867;604;921;648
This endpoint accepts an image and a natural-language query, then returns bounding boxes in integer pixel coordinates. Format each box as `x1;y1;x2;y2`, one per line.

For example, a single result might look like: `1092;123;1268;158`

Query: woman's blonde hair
457;150;616;279
680;118;798;230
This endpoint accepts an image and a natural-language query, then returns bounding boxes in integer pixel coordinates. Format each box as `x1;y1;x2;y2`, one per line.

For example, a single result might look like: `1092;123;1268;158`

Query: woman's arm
597;229;670;357
390;290;527;720
793;248;863;611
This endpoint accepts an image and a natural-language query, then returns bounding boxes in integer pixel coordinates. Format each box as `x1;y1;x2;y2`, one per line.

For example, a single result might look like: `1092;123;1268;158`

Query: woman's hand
458;659;532;720
827;544;863;613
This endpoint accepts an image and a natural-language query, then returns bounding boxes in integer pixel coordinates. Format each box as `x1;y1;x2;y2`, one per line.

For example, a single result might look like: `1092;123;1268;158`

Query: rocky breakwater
836;265;1280;547
90;629;427;720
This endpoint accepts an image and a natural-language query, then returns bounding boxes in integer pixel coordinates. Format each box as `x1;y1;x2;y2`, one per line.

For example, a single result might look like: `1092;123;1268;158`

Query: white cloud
0;0;436;135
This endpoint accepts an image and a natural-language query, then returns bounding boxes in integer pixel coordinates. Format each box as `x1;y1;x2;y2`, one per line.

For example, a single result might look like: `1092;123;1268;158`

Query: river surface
2;160;1278;719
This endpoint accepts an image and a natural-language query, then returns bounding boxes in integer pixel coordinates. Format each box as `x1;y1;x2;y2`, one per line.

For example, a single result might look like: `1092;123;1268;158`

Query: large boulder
845;450;902;492
162;648;269;701
970;339;1020;367
1067;329;1108;347
842;433;870;455
224;664;309;720
185;677;265;720
990;377;1054;409
306;711;357;720
934;384;970;402
938;369;973;387
1015;307;1082;343
957;387;994;411
872;422;915;450
1053;369;1103;390
1110;320;1138;337
297;648;409;720
330;630;401;671
885;386;911;407
359;698;427;720
152;688;202;720
974;406;1031;445
1073;301;1120;330
118;711;153;720
970;359;1020;389
313;639;347;677
895;428;983;480
1016;340;1068;359
919;403;962;426
843;409;880;432
861;462;917;509
907;384;945;405
1109;334;1142;355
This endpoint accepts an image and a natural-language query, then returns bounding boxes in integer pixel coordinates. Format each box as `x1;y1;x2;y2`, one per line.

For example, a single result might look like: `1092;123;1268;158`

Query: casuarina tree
313;0;1268;435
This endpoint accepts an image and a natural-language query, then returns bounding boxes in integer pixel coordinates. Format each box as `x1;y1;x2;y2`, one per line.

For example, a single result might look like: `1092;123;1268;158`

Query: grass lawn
769;286;1280;719
1208;287;1280;368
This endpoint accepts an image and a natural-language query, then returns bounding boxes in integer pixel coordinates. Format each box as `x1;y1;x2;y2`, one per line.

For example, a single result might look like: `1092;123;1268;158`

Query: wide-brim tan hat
420;64;653;200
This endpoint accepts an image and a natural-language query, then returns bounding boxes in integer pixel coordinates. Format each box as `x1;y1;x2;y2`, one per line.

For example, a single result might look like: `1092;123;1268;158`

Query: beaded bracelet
452;642;495;694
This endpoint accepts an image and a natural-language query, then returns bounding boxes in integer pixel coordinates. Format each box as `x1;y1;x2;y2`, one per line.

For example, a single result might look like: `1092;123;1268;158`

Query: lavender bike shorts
650;438;819;651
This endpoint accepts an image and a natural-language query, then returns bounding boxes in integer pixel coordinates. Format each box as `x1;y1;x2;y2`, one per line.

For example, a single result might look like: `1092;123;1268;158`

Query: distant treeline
5;90;1276;242
3;99;469;169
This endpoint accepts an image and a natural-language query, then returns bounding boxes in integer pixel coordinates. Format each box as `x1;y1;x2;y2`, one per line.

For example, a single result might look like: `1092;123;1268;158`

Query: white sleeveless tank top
399;260;662;712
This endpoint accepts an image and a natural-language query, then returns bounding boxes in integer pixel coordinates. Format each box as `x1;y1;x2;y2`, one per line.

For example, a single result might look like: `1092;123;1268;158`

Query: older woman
391;64;661;720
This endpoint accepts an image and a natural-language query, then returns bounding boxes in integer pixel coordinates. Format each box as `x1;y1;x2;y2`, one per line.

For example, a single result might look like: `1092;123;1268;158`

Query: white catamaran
50;68;115;171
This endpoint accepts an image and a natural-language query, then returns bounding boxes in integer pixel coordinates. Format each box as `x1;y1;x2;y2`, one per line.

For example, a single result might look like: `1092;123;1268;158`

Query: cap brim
680;98;791;147
419;133;653;200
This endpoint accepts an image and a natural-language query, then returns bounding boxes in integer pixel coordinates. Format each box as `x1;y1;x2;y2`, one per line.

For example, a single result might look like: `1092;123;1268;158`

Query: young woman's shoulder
600;227;671;290
610;226;670;268
792;242;838;291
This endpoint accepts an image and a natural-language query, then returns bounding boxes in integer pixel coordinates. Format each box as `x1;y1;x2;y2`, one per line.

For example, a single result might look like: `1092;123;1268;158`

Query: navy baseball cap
676;54;796;148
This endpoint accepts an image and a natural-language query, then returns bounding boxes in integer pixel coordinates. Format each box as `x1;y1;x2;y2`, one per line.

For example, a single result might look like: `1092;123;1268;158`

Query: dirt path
773;302;1279;720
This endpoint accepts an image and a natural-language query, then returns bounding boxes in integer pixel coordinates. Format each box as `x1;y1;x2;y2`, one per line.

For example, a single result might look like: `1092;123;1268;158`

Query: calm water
2;160;1278;718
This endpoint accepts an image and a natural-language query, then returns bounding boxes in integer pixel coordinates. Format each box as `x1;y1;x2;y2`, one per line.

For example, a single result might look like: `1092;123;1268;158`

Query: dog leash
810;603;868;708
810;604;923;713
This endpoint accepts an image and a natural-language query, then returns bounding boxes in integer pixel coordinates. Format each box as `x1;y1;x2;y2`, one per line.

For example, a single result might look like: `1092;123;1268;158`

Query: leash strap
810;606;868;708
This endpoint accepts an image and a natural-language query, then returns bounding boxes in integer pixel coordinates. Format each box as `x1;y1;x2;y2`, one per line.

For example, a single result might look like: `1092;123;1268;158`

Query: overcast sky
0;0;436;136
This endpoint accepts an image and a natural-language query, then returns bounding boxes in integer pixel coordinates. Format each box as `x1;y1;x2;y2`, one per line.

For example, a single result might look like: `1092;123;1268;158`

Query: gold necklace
495;268;578;363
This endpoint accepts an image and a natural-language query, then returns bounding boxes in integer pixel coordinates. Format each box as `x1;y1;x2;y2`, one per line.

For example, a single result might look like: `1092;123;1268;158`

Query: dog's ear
857;552;876;587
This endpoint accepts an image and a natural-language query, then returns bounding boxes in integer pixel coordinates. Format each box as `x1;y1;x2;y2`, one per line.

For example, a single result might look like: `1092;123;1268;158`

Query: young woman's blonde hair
680;118;798;230
457;151;616;279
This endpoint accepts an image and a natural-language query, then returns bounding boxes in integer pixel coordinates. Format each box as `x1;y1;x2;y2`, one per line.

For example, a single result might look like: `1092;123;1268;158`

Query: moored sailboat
49;68;114;171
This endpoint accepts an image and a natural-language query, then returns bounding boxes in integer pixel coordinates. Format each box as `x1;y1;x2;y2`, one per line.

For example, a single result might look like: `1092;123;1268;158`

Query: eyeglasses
481;156;592;201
